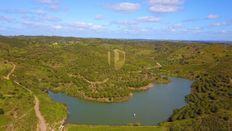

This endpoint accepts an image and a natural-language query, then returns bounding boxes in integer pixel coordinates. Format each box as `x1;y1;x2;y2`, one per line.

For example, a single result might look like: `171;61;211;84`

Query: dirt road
3;63;16;80
34;96;47;131
5;63;47;131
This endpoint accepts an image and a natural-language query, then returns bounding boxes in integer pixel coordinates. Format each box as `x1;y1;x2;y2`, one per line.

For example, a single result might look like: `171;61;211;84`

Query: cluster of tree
170;73;232;120
0;108;4;115
168;72;232;130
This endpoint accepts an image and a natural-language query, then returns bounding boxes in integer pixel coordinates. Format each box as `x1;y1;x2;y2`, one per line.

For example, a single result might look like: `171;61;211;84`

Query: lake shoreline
52;81;166;103
129;83;155;91
49;77;192;126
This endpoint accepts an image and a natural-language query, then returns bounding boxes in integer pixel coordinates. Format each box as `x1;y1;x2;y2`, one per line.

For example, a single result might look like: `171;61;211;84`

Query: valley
0;36;231;130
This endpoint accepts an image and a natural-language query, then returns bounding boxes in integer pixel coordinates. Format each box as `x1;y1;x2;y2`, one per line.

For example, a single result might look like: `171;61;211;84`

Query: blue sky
0;0;232;41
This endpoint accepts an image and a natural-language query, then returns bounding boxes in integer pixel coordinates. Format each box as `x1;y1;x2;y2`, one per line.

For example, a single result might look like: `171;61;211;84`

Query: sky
0;0;232;41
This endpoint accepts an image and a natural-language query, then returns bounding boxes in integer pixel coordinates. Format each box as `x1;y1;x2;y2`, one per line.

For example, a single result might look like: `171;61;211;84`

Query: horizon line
1;35;232;43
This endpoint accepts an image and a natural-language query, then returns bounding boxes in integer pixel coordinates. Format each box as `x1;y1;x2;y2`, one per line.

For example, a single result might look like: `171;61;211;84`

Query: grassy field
0;79;37;130
36;91;67;130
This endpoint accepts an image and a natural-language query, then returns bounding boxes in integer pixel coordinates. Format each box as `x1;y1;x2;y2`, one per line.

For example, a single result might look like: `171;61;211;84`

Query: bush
0;108;4;115
0;93;3;99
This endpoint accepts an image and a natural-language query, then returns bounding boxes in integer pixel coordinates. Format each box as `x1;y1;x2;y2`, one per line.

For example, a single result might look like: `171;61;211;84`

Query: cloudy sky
0;0;232;41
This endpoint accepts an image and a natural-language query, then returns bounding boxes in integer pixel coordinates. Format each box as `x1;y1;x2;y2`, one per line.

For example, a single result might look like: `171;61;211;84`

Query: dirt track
6;63;47;131
3;63;16;80
34;96;47;131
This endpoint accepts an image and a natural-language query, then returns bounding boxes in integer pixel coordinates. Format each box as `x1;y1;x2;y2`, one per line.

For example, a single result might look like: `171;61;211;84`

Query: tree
0;93;3;99
0;108;4;115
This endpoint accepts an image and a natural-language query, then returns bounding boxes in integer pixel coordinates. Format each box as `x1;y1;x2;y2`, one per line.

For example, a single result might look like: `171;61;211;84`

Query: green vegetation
0;109;4;115
0;36;231;130
0;80;37;131
66;125;167;131
36;91;67;130
166;55;232;130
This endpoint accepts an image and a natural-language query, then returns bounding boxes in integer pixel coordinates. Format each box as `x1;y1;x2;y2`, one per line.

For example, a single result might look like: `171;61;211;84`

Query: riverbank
129;83;155;91
52;82;155;103
52;77;171;103
65;124;168;131
76;92;133;103
129;78;171;91
49;77;192;126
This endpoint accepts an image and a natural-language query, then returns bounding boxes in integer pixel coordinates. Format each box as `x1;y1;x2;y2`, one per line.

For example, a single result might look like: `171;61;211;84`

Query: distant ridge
0;35;231;44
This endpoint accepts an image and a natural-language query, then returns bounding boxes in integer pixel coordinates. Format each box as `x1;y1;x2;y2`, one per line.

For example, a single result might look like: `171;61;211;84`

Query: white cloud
148;0;183;13
167;23;184;32
122;27;155;35
37;0;54;4
149;0;182;5
113;16;160;27
22;15;61;22
211;20;232;27
22;21;45;28
52;25;63;30
21;20;106;32
36;0;59;10
72;22;105;31
207;14;219;19
0;9;47;16
113;20;138;27
0;16;13;22
95;15;104;20
109;2;140;12
137;16;160;22
34;9;46;16
149;5;178;13
220;30;227;33
212;22;226;27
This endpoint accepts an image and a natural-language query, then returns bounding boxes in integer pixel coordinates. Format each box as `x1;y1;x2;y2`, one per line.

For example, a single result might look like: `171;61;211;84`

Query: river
48;77;192;125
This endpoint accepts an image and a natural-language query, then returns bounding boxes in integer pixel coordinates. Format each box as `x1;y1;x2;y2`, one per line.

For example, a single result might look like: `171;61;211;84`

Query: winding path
78;74;109;85
15;81;47;131
4;63;47;131
3;63;16;80
34;96;47;131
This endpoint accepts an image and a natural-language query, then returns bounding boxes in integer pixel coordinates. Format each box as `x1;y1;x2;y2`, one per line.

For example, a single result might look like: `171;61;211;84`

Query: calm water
48;77;192;125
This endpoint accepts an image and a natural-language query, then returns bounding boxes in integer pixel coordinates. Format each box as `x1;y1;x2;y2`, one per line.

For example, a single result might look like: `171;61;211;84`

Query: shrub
0;108;4;115
0;93;3;99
